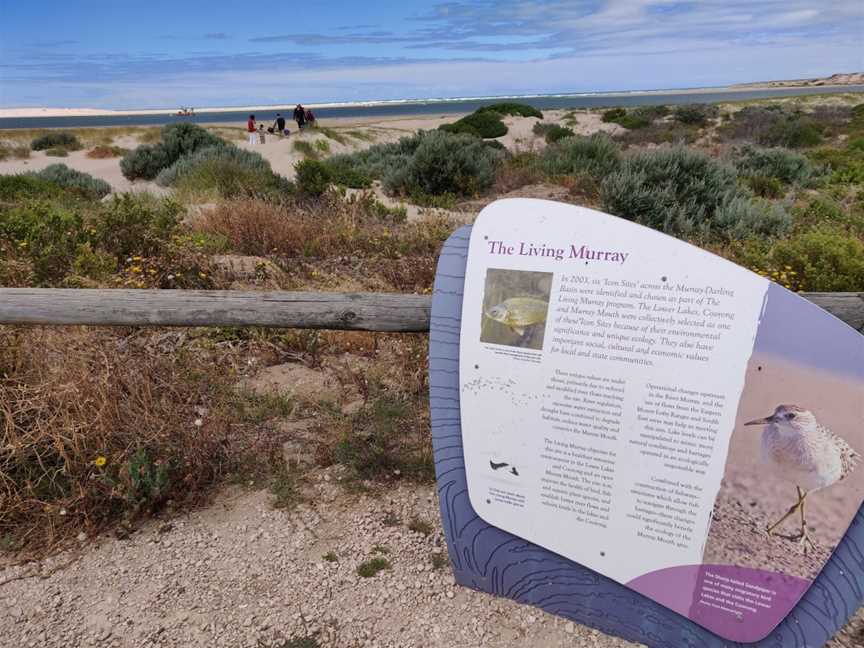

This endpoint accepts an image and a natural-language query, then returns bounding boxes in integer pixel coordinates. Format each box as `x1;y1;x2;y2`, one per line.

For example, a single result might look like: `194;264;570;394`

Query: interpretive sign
429;199;864;646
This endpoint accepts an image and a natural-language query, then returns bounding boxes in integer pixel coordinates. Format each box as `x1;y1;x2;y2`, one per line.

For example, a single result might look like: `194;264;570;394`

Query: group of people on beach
246;104;316;144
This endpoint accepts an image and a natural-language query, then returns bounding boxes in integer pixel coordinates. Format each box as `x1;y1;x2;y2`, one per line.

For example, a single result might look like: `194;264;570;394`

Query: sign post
429;199;864;647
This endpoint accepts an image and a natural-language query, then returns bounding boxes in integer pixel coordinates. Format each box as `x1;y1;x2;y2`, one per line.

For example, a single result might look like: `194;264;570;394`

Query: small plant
31;131;82;151
356;556;390;578
0;144;30;160
45;147;69;157
372;544;390;554
431;552;448;570
313;139;331;154
322;551;338;562
295;159;332;196
270;468;299;510
768;226;864;291
743;175;784;198
543;125;576;144
87;145;127;159
408;516;433;536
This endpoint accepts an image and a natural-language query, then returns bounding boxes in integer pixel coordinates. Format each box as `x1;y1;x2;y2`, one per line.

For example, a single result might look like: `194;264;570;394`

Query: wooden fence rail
0;289;863;332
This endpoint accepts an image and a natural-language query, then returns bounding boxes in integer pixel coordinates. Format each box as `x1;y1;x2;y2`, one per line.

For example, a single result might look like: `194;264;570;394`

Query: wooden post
0;289;861;332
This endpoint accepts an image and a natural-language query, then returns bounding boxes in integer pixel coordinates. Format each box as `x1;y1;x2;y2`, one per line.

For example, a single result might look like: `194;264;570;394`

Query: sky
0;0;862;109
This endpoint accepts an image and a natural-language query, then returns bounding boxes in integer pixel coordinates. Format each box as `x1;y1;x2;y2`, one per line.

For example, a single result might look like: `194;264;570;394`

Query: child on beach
247;114;257;144
258;123;266;144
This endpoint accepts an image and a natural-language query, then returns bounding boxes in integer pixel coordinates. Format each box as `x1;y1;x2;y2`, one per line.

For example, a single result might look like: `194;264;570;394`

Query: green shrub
0;201;84;283
673;104;719;126
31;131;82;151
793;196;864;236
613;113;651;130
32;164;112;199
156;144;284;200
733;145;819;185
45;147;68;157
356;557;390;578
0;175;64;201
743;175;784;198
544;125;576;143
541;133;620;177
324;133;424;186
295;159;332;196
601;108;626;123
476;102;543;118
120;144;175;180
769;226;864;291
120;123;223;180
383;130;500;197
806;147;864;185
323;158;372;188
764;118;823;148
601;146;789;238
72;242;116;281
721;107;823;148
440;111;508;138
92;193;181;258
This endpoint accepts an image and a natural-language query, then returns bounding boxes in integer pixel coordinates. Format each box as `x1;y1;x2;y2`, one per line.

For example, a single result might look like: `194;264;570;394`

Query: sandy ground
0;476;641;648
704;353;864;581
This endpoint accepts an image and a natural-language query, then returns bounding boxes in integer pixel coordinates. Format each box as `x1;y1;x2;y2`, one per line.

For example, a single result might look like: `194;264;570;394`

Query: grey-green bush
733;145;819;186
383;130;500;197
295;159;332;196
439;111;508;139
541;134;620;177
673;104;719;126
31;131;82;151
601;147;789;238
325;132;425;186
476;103;543;118
30;164;112;199
156;144;268;186
120;123;223;180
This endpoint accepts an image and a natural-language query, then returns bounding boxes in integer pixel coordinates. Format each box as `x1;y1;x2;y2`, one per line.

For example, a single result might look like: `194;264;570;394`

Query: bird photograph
743;404;859;551
702;352;864;582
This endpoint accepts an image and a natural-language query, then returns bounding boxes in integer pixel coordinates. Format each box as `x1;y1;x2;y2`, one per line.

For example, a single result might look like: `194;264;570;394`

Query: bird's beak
744;415;774;426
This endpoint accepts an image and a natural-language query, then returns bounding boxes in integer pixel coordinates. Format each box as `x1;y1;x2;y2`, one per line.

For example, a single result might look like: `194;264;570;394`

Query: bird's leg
766;488;805;536
796;489;817;553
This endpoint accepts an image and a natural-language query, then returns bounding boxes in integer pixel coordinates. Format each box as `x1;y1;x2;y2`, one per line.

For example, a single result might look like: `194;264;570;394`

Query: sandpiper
745;404;859;551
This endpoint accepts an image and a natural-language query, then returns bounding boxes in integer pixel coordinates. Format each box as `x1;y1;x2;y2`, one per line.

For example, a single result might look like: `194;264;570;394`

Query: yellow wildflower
94;456;107;467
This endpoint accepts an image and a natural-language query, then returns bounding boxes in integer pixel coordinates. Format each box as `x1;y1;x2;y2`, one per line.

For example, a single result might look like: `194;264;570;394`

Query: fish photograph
480;268;552;351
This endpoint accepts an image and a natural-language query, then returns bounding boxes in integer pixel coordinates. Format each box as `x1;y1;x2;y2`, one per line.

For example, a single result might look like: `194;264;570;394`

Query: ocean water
1;86;862;130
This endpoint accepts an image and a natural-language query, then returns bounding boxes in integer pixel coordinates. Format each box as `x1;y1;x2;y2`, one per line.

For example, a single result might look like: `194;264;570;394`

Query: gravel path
0;467;640;648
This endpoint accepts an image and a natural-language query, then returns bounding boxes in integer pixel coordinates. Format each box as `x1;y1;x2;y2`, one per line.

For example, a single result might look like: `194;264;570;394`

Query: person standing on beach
247;114;257;144
293;104;306;130
274;113;286;136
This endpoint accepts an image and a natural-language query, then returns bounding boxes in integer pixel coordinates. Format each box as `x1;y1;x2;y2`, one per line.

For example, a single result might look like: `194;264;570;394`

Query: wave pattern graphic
429;224;864;647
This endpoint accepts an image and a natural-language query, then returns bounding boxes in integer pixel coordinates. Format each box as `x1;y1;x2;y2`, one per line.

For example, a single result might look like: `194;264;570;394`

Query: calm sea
1;86;862;130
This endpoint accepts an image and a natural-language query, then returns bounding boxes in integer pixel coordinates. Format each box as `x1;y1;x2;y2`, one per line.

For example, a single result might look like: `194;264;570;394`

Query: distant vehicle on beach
175;107;195;116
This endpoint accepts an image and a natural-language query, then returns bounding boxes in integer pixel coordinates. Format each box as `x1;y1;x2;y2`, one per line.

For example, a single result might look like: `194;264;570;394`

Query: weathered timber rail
0;289;863;332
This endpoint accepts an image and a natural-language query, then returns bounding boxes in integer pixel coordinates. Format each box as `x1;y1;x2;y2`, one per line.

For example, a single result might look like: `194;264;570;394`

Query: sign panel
450;199;864;643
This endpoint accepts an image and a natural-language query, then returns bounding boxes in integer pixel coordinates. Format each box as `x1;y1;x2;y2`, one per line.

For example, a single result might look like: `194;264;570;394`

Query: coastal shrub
45;147;69;157
87;145;127;159
120;144;175;180
672;103;719;126
325;132;425;185
532;122;555;137
476;102;543;119
793;196;864;236
0;144;30;161
543;125;576;144
0;174;64;201
32;164;112;199
384;130;500;197
541;133;620;177
440;111;508;138
120;123;223;180
323;157;372;188
769;226;864;291
711;196;792;239
91;193;181;258
601;108;626;123
0;201;85;283
31;131;82;151
806;146;864;185
743;175;784;198
732;145;819;185
720;106;823;148
72;242;117;281
295;159;332;197
600;146;788;238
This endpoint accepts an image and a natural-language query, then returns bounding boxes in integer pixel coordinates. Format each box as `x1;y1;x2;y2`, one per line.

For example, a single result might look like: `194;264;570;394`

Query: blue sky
0;0;861;109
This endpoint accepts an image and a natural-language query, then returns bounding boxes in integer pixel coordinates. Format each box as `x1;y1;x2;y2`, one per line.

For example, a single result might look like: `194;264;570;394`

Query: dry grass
0;326;288;556
86;145;128;159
